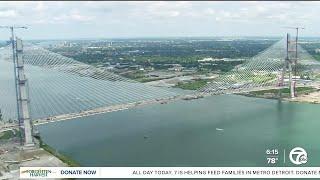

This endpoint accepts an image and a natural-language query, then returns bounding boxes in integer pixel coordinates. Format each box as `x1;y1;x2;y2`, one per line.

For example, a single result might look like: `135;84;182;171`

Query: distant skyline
0;1;319;40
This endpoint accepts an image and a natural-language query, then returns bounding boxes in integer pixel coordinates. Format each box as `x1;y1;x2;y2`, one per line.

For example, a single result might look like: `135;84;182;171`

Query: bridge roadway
31;85;292;126
1;82;318;132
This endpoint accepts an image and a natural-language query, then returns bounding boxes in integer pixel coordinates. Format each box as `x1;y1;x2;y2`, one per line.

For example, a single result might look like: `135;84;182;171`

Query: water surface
38;95;320;167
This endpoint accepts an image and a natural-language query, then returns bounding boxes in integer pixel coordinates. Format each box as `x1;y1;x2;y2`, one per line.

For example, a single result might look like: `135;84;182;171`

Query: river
38;94;320;167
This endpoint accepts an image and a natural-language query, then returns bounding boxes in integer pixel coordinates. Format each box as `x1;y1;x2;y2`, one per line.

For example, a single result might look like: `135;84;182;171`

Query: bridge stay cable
0;35;320;126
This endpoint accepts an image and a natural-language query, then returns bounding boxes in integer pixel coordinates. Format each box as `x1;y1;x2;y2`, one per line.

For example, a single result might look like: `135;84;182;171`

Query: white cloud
50;12;94;24
0;10;17;18
0;1;319;39
34;2;47;12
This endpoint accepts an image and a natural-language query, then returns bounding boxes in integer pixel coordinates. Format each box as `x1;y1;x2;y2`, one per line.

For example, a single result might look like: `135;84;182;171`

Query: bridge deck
1;82;318;133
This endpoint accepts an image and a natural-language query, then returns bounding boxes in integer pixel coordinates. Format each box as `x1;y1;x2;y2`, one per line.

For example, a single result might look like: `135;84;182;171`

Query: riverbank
35;136;80;167
285;91;320;104
240;86;320;104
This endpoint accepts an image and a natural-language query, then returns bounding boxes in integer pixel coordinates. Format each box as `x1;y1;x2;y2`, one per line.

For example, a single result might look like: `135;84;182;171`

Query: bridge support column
288;63;295;98
290;81;296;98
15;38;34;147
284;33;296;99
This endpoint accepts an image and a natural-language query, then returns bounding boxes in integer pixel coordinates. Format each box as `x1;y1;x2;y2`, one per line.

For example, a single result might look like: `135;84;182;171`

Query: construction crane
0;26;28;43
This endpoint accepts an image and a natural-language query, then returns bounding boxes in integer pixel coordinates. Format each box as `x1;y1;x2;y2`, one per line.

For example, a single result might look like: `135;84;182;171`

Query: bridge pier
288;63;296;98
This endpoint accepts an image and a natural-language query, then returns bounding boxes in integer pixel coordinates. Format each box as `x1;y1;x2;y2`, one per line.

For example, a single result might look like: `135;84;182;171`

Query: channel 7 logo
289;147;308;165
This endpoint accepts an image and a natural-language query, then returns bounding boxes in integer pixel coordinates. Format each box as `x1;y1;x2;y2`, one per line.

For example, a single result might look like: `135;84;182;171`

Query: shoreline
236;86;320;104
283;90;320;104
35;136;81;167
239;93;320;104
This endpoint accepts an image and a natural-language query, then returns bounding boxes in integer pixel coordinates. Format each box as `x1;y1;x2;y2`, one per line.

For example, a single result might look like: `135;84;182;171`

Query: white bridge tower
279;32;299;98
15;38;34;147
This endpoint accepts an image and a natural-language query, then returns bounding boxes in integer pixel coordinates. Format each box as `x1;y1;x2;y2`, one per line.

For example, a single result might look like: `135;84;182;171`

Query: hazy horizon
0;35;284;41
5;35;320;42
0;1;319;40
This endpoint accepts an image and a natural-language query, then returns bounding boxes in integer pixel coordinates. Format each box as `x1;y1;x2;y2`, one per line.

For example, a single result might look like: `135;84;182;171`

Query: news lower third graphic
19;167;320;179
19;147;320;179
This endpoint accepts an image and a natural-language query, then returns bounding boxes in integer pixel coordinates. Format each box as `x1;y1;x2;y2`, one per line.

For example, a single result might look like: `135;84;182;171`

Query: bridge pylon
279;33;298;99
15;38;34;147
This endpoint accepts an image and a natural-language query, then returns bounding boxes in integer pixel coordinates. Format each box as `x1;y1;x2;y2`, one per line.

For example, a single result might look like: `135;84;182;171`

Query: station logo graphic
21;169;56;178
289;147;308;165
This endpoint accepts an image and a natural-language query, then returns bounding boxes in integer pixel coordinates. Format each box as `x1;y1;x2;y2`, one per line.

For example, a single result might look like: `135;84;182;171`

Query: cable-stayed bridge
0;44;182;122
1;35;320;144
198;38;320;95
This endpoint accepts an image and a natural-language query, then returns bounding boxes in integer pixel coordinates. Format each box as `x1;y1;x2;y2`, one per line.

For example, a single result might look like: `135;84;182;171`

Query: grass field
174;79;210;90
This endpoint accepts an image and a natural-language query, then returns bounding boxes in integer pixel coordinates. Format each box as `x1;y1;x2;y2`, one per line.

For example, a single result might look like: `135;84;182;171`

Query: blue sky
0;1;319;40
